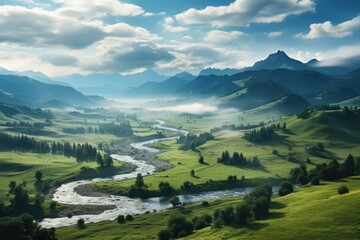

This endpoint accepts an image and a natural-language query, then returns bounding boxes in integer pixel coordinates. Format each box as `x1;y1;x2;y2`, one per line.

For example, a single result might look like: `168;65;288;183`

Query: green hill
287;110;360;143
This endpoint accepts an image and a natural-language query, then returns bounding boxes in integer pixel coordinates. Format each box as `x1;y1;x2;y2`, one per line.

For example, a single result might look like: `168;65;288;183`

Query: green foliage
338;185;349;195
198;156;204;164
117;215;125;224
243;126;276;142
166;215;193;239
177;132;214;151
169;196;181;208
159;182;175;196
158;229;171;240
98;121;133;136
278;181;294;196
125;215;134;221
0;214;56;240
77;218;85;228
35;170;43;182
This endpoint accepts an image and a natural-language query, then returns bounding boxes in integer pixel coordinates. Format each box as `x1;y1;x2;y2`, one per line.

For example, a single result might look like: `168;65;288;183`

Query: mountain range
0;50;359;114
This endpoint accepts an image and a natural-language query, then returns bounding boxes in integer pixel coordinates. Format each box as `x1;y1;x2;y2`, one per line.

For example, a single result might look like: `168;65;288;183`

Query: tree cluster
177;132;214;151
0;132;50;153
217;150;260;167
290;154;359;185
306;143;326;157
210;122;265;133
297;105;342;119
214;184;273;228
128;174;148;198
0;214;56;240
158;215;194;240
243;126;277;142
98;121;133;136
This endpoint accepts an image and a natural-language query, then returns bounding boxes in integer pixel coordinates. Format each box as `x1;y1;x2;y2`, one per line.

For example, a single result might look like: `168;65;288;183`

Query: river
40;121;277;228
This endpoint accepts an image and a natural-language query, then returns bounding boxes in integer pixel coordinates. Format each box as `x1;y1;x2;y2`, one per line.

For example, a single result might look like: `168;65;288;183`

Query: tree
169;196;181;208
34;193;44;208
117;215;125;224
159;182;175;196
167;215;193;238
198;156;204;164
77;218;85;228
278;181;294;196
342;154;355;177
9;181;17;193
338;185;349;195
35;170;43;182
234;203;251;225
50;201;57;212
190;169;195;176
158;229;171;240
104;154;113;167
134;173;146;189
12;185;29;208
96;152;104;167
125;214;134;221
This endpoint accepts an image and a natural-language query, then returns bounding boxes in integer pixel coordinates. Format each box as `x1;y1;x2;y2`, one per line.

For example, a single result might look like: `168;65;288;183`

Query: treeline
0;132;50;153
177;132;214;150
296;104;356;119
2;121;48;129
158;185;273;240
217;150;260;167
98;122;133;136
210;122;265;133
243;123;285;142
290;154;360;185
51;141;97;162
0;132;112;164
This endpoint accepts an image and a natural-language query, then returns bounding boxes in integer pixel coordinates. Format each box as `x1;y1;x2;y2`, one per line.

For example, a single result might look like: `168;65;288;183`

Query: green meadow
56;176;360;240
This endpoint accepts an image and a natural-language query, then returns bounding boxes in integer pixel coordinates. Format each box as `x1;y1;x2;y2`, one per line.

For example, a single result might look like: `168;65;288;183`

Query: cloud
266;31;283;38
88;44;175;72
296;16;360;39
176;0;315;27
153;103;218;114
41;55;79;67
163;17;188;33
204;30;246;43
0;6;156;49
54;0;145;19
315;43;360;67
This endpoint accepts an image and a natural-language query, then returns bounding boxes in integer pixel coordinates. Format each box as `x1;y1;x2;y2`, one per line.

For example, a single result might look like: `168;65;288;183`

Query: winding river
40;121;278;228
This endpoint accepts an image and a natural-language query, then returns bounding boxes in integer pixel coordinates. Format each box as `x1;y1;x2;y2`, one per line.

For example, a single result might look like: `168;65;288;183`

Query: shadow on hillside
271;201;286;210
245;222;269;231
267;211;285;219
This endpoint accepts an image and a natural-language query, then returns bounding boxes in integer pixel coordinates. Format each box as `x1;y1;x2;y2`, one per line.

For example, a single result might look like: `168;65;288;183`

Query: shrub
310;176;320;185
158;229;171;240
77;218;85;228
117;215;125;224
338;185;349;195
125;214;134;221
278;181;294;196
201;201;209;207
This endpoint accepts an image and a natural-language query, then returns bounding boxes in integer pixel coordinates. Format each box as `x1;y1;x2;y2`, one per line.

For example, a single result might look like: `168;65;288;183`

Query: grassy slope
56;176;360;240
93;110;360;193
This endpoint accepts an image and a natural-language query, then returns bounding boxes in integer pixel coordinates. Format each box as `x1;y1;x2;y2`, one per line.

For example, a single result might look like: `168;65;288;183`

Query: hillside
0;75;95;108
287;110;360;143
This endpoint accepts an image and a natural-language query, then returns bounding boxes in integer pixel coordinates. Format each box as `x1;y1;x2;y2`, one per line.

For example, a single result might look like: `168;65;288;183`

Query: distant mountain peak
251;50;308;71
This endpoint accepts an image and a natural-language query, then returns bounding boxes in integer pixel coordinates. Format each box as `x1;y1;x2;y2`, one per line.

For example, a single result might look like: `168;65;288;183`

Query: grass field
56;176;360;240
92;110;360;194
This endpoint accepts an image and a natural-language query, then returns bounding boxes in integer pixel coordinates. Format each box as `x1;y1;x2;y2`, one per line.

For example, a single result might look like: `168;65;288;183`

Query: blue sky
0;0;359;76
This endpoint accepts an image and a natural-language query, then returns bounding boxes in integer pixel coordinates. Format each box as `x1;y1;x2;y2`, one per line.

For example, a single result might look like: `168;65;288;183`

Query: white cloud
204;30;246;43
296;16;360;39
53;0;145;19
0;5;157;49
163;17;188;33
266;31;283;38
315;43;360;67
176;0;315;27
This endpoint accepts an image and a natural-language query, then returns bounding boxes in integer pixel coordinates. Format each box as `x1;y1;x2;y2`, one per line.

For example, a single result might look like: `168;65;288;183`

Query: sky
0;0;359;77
